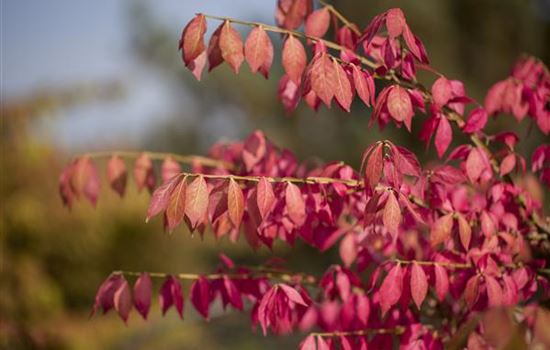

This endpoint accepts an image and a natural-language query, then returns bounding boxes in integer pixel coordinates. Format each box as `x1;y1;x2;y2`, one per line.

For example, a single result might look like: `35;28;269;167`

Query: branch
84;150;232;169
311;326;406;337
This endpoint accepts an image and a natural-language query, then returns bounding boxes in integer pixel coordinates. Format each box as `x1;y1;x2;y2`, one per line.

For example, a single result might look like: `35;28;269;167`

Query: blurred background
1;0;549;349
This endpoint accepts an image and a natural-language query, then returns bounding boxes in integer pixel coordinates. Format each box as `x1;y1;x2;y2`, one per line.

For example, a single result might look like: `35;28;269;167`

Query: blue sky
2;0;271;150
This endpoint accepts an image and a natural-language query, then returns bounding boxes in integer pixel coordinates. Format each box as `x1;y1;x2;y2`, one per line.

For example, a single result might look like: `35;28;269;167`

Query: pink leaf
166;176;187;231
279;284;308;306
282;35;307;84
435;116;452;158
256;177;275;220
114;278;132;324
431;76;452;106
180;14;207;66
133;273;152;320
379;264;404;315
332;60;353;112
485;276;503;307
299;335;316;350
309;53;336;107
134;153;156;194
146;175;180;222
385;8;406;38
305;7;330;38
219;21;244;73
387;86;413;122
184;175;209;230
161;156;181;183
285;182;306;226
410;263;428;309
364;142;384;191
227;178;245;228
107;155;127;197
382;191;401;235
430;213;454;246
500;153;516;176
244;26;273;77
457;213;471;250
463;107;488;134
351;64;374;107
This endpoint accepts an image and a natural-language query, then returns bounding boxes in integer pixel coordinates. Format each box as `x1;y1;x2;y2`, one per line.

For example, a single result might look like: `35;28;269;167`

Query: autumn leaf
282;35;307;84
219;21;244;73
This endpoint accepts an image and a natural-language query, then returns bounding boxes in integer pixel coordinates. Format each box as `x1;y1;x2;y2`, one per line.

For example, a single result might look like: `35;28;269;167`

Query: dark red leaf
114;278;132;323
191;276;211;319
133;272;152;320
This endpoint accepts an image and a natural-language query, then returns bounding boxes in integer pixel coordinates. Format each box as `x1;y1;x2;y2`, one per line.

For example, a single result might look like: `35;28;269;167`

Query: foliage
60;1;550;348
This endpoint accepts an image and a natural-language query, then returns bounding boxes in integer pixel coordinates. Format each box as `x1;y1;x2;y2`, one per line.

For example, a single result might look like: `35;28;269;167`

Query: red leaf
485;276;503;307
134;153;156;194
184;175;209;230
391;144;421;177
159;276;184;318
107;155;127;197
435;116;452;158
244;26;273;77
133;273;152;320
207;24;224;71
500;153;516;176
256;177;275;220
457;214;471;250
430;213;453;246
91;274;124;316
305;7;330;38
379;264;403;315
434;264;449;301
351;64;374;107
191;276;211;319
219;21;244;73
332;60;353;112
382;191;401;235
227;178;245;228
180;14;207;66
464;275;480;309
114;278;132;323
279;284;308;306
285;182;306;226
166;176;187;231
309;53;335;107
282;35;307;84
463;107;488;134
410;263;428;309
161;156;181;183
364;142;384;191
146;175;180;222
385;8;406;38
431;76;452;106
387;86;413;122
